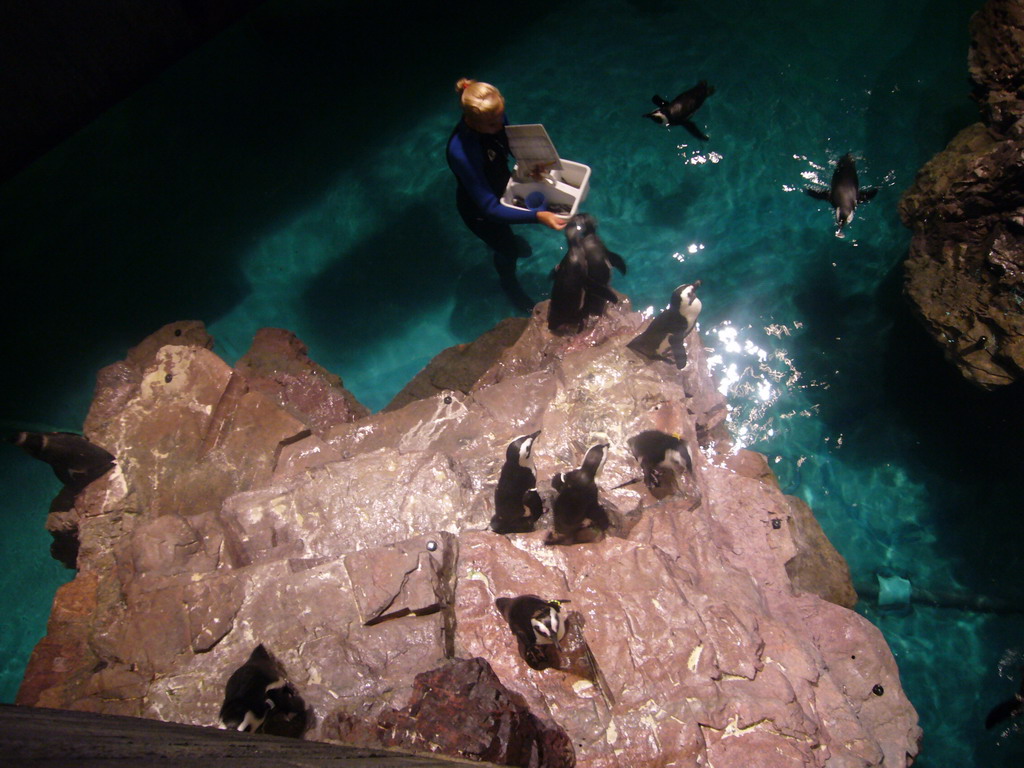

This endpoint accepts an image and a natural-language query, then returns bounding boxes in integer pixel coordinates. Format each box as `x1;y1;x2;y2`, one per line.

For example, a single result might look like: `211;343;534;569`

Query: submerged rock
899;0;1024;388
17;302;920;767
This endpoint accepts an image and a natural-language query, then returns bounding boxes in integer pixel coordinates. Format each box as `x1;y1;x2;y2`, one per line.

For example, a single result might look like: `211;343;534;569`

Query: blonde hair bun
456;78;505;118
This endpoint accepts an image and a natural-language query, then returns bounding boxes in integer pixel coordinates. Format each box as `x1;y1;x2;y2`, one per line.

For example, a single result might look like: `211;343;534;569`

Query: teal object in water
1;1;1021;765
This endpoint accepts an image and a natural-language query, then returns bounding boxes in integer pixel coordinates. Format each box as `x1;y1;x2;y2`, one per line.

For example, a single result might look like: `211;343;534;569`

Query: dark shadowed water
2;1;1022;764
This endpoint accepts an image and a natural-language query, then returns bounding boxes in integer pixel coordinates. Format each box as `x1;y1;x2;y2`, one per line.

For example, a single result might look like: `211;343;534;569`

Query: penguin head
643;107;669;125
580;443;610;479
530;601;567;645
565;213;597;247
506;430;541;467
669;281;699;310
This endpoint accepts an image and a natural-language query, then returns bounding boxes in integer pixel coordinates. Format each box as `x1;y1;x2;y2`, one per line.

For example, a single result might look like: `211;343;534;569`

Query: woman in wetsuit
446;78;567;311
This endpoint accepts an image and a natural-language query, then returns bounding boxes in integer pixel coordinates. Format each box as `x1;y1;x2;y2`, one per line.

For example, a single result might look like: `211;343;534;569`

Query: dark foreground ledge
0;704;488;767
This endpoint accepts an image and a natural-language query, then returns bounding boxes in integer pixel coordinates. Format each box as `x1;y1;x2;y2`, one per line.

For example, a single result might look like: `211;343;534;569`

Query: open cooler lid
505;124;563;173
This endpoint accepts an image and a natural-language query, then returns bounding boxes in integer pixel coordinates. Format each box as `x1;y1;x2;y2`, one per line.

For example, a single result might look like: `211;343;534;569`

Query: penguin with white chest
628;430;693;495
627;281;702;368
643;80;715;140
220;644;302;734
495;594;569;670
546;443;611;545
490;430;544;534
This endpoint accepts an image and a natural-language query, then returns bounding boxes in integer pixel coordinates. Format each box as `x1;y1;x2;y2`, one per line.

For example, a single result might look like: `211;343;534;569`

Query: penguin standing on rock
627;281;702;368
548;237;591;334
565;213;627;318
643;80;715;140
495;594;569;670
547;443;610;545
220;644;302;734
491;430;544;534
628;430;693;494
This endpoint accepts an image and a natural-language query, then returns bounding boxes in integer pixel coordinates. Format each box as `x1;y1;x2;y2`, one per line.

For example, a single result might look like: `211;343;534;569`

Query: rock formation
899;0;1024;388
17;300;920;767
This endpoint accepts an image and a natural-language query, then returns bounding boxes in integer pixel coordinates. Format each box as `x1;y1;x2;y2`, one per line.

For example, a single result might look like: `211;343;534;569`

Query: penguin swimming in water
804;153;878;233
547;443;610;545
7;431;115;491
220;644;299;733
490;430;544;534
986;665;1024;730
565;213;627;318
627;281;702;368
627;430;692;494
495;594;569;670
643;80;715;141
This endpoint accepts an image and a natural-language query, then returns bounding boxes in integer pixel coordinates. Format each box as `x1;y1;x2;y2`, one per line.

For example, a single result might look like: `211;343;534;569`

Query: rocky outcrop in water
899;0;1024;389
17;301;919;767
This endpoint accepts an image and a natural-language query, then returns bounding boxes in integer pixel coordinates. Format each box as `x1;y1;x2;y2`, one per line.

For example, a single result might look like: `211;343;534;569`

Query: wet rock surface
18;302;919;767
899;0;1024;388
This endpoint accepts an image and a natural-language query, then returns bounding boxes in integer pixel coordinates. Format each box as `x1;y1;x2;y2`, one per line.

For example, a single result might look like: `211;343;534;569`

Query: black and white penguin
804;153;878;232
495;594;569;670
547;443;610;545
627;281;702;368
986;665;1024;730
627;430;692;494
643;80;715;140
7;431;115;490
491;430;544;534
565;213;627;318
220;644;294;733
548;236;590;334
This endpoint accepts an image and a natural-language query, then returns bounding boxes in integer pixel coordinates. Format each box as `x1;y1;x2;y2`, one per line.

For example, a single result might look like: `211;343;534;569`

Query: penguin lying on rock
495;595;569;671
546;443;610;546
628;430;693;495
220;644;306;735
627;281;702;369
491;431;544;534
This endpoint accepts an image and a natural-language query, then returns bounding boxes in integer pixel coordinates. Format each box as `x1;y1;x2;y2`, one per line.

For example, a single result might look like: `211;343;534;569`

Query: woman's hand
537;211;569;231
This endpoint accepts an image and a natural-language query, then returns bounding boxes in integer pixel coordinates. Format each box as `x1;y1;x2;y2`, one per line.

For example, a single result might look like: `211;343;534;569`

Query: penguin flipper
668;333;689;369
586;281;619;304
804;187;830;201
858;187;879;203
607;250;628;275
681;120;709;141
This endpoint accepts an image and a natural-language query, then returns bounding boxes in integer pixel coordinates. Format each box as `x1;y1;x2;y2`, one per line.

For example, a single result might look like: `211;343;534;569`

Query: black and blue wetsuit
447;117;536;290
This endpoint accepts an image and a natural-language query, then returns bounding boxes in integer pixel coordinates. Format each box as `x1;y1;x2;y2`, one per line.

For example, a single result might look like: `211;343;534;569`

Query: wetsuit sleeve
448;132;537;225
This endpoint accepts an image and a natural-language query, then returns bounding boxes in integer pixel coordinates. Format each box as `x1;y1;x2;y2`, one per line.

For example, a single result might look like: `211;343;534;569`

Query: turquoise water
2;0;1022;763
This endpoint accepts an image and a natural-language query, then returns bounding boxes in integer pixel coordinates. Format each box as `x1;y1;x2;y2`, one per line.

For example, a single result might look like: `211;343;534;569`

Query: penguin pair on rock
220;644;307;736
548;214;627;334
